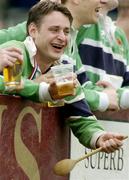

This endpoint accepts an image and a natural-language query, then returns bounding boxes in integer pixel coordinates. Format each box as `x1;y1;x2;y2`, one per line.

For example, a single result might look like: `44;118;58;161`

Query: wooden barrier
94;109;129;122
0;95;70;180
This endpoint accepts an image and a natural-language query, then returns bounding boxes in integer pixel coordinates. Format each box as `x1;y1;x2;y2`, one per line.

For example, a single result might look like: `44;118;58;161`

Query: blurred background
0;0;40;29
0;0;118;29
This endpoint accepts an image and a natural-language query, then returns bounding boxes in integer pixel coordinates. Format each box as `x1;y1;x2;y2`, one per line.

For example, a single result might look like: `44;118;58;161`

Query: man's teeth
52;44;63;49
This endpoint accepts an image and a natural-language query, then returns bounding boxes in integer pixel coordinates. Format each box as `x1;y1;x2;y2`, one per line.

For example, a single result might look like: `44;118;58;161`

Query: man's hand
34;72;78;100
96;132;127;153
48;73;78;100
96;80;119;111
0;47;23;72
96;80;114;88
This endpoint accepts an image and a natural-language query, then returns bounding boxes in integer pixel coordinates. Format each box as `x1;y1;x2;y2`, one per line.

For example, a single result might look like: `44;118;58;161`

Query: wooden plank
0;95;69;180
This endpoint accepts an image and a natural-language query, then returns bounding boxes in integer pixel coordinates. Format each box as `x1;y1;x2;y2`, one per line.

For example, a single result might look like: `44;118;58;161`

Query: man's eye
64;31;70;35
51;29;58;32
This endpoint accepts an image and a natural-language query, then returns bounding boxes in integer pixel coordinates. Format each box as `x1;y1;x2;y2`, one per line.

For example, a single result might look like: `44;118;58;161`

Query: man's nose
57;31;66;41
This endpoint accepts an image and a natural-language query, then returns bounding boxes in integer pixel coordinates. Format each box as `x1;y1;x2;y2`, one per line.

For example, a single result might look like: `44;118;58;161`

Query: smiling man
0;1;74;101
25;4;71;74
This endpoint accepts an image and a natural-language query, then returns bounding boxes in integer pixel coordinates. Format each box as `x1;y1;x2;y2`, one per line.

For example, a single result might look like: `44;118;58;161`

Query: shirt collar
24;36;37;67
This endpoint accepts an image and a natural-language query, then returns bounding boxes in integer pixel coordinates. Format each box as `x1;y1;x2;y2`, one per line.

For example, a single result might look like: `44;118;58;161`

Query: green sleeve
0;22;27;44
0;75;40;102
0;75;5;92
16;78;40;102
83;89;102;111
67;115;104;148
82;82;108;111
62;88;105;148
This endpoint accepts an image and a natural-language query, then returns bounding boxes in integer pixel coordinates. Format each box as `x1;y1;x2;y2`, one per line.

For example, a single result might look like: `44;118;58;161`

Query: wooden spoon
53;136;128;176
53;147;102;176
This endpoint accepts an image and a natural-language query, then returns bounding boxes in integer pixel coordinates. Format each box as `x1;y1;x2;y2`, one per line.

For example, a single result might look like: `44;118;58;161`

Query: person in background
116;0;129;42
77;0;129;111
0;22;27;44
0;0;126;153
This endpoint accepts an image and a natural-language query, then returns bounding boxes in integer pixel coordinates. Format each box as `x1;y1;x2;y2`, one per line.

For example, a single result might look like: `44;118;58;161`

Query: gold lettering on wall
14;106;42;180
0;105;7;134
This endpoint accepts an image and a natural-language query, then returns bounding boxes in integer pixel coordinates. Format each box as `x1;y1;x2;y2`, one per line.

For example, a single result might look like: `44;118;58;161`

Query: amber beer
57;81;74;96
47;81;74;107
3;60;22;90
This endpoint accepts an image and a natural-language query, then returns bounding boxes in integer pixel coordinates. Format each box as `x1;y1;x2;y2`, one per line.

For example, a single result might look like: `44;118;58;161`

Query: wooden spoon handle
76;147;102;163
76;136;128;163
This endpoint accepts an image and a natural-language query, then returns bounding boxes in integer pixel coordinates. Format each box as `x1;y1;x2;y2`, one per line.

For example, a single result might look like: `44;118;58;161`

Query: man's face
77;0;103;25
30;11;70;63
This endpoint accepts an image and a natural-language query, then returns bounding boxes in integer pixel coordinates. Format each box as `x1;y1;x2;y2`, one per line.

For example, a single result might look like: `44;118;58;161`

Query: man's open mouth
52;43;64;50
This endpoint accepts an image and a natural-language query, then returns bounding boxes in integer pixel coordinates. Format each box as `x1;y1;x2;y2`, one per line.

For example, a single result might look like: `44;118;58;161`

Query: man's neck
65;4;82;30
35;53;53;74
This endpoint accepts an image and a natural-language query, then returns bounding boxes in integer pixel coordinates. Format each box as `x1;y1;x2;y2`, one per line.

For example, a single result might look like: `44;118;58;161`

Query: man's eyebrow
48;25;60;28
48;26;70;29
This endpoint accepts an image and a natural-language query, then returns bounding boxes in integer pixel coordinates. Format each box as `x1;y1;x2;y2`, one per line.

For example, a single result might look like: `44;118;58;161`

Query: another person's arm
69;50;119;112
0;22;27;44
61;94;125;153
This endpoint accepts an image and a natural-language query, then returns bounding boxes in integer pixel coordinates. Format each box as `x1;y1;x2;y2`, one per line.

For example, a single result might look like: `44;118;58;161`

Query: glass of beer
3;59;23;91
47;64;74;107
51;64;74;97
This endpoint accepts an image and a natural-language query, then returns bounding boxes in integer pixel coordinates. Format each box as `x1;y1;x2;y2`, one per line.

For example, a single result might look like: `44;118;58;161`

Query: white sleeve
39;82;53;102
120;89;129;109
97;92;109;112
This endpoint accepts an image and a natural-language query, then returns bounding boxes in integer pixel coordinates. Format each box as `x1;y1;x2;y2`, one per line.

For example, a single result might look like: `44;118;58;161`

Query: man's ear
28;23;38;38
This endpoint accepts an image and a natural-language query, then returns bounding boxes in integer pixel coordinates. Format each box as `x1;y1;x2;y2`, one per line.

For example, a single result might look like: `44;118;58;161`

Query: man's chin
51;55;62;62
53;53;63;60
